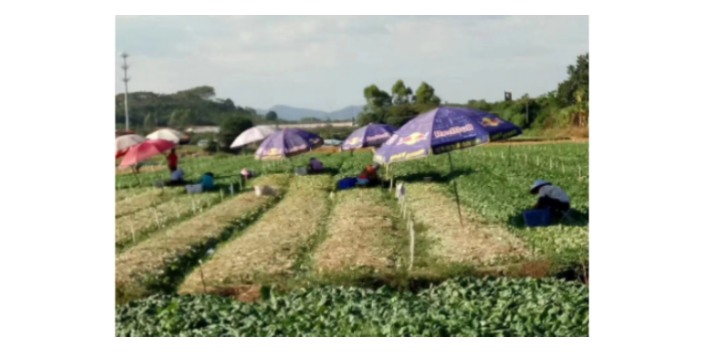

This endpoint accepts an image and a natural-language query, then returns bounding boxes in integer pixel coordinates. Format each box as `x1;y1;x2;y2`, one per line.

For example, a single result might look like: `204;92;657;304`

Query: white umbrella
146;128;186;144
116;134;146;156
230;125;278;149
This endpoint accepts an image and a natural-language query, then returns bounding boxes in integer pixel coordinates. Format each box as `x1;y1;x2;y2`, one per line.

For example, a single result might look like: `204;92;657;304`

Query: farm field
115;142;589;336
116;175;289;303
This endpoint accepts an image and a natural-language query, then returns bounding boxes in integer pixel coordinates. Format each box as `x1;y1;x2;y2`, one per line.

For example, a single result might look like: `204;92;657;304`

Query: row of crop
313;188;406;275
116;276;588;337
115;187;184;218
178;175;333;295
116;175;291;303
115;188;150;202
115;191;225;251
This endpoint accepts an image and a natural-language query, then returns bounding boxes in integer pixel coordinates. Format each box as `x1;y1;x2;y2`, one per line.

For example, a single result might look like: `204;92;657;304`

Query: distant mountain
256;105;365;121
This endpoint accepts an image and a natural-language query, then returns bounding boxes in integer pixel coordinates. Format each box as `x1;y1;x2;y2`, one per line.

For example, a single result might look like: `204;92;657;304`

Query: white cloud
116;15;588;110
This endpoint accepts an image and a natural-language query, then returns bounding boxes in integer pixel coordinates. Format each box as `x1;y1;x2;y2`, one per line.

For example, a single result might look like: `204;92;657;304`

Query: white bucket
186;184;204;194
255;185;276;197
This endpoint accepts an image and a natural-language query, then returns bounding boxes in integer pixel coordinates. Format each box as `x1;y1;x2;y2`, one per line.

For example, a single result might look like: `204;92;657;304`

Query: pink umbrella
116;134;146;159
119;139;176;169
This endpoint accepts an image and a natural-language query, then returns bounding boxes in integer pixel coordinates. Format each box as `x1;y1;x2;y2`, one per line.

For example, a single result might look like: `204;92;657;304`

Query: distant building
115;130;136;138
324;139;343;146
186;126;220;134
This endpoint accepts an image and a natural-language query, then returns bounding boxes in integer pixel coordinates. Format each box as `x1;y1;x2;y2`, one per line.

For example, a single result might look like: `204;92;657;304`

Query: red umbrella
119;139;176;168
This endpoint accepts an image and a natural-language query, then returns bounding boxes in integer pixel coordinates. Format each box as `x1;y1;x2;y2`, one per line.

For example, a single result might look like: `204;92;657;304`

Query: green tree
415;82;441;105
180;109;193;127
557;53;589;107
363;84;392;110
357;110;385;126
391;79;413;105
219;116;254;150
467;99;492;112
265;111;278;121
386;104;418;127
223;99;236;112
143;113;156;129
168;110;183;128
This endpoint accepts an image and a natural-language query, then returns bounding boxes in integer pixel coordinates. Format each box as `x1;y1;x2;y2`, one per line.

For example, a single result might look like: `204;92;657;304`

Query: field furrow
178;175;332;294
115;192;227;251
115;188;149;202
115;176;288;303
314;188;403;274
404;183;529;266
115;188;183;218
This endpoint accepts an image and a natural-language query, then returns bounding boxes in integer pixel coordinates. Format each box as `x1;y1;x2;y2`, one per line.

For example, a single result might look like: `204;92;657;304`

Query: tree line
117;53;588;151
357;53;589;130
115;86;281;131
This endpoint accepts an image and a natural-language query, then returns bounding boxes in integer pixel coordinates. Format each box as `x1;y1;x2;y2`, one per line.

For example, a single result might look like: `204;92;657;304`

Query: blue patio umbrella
342;123;397;151
373;106;522;225
254;128;324;160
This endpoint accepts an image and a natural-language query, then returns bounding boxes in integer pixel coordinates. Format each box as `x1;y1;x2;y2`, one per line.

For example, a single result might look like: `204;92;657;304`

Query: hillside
256;105;364;121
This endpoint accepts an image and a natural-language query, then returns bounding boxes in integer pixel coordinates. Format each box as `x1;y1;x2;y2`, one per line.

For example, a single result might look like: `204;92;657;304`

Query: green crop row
116;276;588;337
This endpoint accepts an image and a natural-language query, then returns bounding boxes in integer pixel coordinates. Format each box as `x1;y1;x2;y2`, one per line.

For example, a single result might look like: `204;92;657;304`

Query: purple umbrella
254;129;323;160
341;123;397;151
373;107;522;164
373;106;522;226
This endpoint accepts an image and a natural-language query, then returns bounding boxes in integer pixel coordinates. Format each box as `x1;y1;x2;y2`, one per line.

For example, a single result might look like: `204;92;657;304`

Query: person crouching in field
530;180;571;218
240;168;256;185
167;167;187;186
200;172;215;191
357;164;381;187
308;158;324;174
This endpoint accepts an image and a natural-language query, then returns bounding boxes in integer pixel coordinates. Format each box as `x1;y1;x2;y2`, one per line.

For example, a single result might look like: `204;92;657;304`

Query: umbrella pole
447;153;463;227
131;167;141;186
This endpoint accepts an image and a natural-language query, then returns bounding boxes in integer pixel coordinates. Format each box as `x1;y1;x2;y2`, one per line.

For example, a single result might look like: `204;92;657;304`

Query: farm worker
240;168;255;185
132;162;143;174
201;172;215;191
358;164;380;186
241;168;254;180
167;148;178;171
356;171;370;186
530;180;571;218
165;168;187;186
308;158;324;174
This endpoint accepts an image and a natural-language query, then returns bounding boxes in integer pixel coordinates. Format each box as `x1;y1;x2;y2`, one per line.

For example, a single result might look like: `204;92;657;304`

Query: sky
115;15;588;111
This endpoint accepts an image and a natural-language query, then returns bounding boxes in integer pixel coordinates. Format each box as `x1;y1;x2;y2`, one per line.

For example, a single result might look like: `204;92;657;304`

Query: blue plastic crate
337;178;357;190
523;209;551;227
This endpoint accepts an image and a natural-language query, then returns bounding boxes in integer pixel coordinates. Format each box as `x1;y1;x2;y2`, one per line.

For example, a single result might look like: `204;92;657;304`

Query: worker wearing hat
357;163;381;187
531;180;571;218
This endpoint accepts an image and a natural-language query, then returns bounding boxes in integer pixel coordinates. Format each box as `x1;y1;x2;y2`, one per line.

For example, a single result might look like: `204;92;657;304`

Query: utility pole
121;53;130;131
